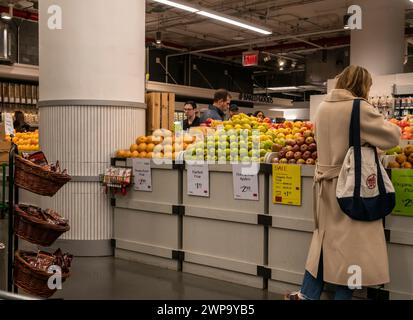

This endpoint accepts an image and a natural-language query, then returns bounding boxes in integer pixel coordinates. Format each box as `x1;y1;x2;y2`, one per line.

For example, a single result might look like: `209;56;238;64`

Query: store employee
183;101;201;130
200;89;231;123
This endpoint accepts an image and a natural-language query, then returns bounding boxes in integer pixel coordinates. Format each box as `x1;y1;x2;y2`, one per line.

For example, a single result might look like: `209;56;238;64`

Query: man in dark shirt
200;89;231;123
183;101;201;130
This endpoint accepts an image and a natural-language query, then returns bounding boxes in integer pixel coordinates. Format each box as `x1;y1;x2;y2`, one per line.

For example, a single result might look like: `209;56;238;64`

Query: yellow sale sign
272;164;302;206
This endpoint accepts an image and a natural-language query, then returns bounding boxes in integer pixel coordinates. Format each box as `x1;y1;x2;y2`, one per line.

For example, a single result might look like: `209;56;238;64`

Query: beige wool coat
305;89;401;286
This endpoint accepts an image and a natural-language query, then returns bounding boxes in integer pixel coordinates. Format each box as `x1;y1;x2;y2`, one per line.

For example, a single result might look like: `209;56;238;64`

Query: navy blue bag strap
374;147;387;195
350;99;387;197
349;99;362;198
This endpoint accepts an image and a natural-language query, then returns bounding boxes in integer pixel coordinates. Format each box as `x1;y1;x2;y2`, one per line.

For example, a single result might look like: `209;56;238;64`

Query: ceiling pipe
165;28;347;59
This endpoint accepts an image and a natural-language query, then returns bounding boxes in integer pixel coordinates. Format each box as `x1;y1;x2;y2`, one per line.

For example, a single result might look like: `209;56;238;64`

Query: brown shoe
284;291;305;300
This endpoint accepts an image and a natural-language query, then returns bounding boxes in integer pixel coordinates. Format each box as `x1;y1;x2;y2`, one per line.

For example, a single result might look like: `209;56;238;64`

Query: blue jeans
301;255;354;300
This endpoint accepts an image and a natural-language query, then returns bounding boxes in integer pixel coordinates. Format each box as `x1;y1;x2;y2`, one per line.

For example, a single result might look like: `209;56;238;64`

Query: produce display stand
110;154;413;299
266;164;315;295
181;163;269;289
111;158;184;271
5;144;71;297
7;143;19;293
383;167;413;300
0;163;9;290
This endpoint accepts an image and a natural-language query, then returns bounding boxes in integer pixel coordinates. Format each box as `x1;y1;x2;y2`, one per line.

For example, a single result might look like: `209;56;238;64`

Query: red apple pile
389;116;413;140
272;129;317;165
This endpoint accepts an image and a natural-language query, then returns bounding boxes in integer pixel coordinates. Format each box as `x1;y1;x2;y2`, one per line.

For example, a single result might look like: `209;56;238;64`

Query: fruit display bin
267;165;315;295
384;197;413;299
112;158;183;271
182;163;267;289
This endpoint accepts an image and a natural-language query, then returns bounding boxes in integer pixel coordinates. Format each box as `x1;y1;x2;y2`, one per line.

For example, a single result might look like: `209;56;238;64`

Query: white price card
4;113;14;136
232;164;259;201
187;164;209;197
132;158;152;192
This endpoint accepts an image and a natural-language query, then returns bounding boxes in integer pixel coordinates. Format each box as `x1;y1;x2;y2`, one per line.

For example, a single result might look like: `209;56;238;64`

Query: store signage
187;164;209;197
132;159;152;192
242;51;259;67
4;113;14;136
272;164;301;206
392;170;413;217
239;93;273;105
232;164;259;201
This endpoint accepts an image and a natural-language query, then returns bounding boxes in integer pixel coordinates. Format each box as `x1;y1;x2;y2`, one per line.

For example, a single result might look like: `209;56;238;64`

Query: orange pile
6;131;40;152
116;129;195;160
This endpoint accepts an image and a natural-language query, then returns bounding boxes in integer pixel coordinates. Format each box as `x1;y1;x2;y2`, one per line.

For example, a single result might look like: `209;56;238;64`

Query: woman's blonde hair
335;65;372;99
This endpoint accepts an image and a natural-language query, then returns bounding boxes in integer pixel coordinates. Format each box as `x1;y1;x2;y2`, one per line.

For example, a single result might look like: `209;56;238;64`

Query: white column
350;0;405;75
39;0;146;255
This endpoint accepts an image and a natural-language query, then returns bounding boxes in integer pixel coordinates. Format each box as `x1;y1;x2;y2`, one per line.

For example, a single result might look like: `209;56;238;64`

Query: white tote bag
336;99;395;221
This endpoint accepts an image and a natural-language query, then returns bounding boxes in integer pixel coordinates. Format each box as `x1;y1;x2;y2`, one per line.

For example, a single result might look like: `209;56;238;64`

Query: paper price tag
4;113;14;136
187;164;209;197
272;164;301;206
232;164;259;201
133;158;152;192
392;169;413;217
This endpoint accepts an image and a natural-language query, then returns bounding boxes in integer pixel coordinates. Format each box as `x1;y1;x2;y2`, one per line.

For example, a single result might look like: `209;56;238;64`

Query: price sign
187;164;209;197
392;169;413;217
232;164;259;201
272;164;301;206
132;158;152;192
4;113;14;136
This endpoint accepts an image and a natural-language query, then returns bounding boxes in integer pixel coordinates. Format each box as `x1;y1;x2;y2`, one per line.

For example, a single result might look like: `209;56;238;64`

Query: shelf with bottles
368;95;395;120
1;106;39;128
392;96;413;119
0;81;38;106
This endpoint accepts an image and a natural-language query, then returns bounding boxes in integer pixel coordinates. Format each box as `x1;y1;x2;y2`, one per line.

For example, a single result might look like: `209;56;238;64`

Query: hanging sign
4;113;14;136
242;51;259;67
187;164;209;197
272;164;301;206
392;169;413;217
232;164;259;201
132;158;152;192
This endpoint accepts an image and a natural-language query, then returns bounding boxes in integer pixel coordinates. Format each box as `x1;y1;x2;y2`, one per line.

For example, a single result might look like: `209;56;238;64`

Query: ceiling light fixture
343;14;351;30
150;0;272;35
267;86;299;92
278;58;286;67
1;13;12;21
156;31;162;45
197;11;272;35
1;4;13;21
151;0;198;13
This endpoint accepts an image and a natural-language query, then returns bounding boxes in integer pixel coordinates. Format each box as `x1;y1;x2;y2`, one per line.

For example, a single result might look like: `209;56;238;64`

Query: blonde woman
286;65;401;300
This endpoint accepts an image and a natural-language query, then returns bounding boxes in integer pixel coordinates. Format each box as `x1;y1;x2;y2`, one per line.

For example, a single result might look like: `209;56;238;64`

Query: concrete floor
45;257;283;300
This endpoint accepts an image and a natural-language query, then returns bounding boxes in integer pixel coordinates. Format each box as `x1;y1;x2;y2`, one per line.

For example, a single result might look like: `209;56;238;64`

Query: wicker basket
14;250;70;298
14;156;71;197
14;205;70;247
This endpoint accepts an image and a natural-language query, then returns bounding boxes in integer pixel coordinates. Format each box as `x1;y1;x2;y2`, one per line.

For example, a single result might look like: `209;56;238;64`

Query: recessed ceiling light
233;36;245;41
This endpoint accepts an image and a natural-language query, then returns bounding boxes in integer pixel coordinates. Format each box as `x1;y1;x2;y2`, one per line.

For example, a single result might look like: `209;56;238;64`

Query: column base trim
38;100;146;109
39;240;114;257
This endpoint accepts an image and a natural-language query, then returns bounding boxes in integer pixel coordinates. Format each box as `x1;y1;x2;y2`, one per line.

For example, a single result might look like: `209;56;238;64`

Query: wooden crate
0;141;10;164
146;92;175;134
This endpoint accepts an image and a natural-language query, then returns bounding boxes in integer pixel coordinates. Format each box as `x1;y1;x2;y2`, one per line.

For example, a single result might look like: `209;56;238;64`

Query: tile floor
49;257;283;300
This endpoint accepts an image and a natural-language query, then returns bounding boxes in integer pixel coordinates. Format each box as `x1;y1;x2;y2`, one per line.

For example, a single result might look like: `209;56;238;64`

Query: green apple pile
184;114;316;164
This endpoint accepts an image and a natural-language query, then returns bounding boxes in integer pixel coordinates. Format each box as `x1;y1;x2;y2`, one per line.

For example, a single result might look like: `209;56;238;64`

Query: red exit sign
242;51;259;67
